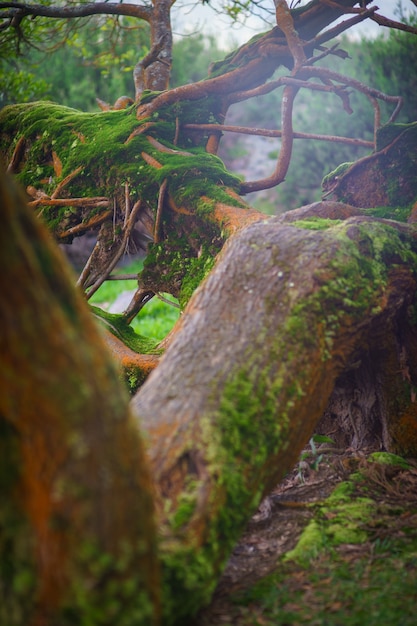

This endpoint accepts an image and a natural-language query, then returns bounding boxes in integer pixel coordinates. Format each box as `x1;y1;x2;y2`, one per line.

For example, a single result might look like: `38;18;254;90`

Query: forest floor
196;446;417;626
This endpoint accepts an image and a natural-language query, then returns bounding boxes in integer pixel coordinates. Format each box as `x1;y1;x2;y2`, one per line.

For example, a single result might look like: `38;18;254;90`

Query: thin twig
6;135;25;173
124;181;130;229
184;123;373;147
309;6;379;49
154;179;168;244
156;292;181;309
174;117;180;145
51;165;83;199
370;12;417;35
106;273;138;280
58;209;112;239
125;121;157;143
299;66;403;125
28;196;109;208
85;199;144;300
77;239;101;288
145;135;192;156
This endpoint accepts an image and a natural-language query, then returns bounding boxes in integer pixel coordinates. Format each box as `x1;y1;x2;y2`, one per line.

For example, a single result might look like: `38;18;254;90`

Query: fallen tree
1;1;417;624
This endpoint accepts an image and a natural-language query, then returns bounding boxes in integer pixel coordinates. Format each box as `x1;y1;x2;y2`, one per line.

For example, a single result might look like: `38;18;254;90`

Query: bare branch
274;0;306;69
309;5;379;48
299;65;403;125
0;2;152;22
85;198;145;300
154;179;168;244
133;33;170;100
241;83;298;194
183;123;374;148
371;12;417;35
58;209;112;240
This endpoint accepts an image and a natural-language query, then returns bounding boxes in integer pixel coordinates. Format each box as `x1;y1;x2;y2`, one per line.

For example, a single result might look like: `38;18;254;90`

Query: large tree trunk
0;172;159;626
131;202;417;623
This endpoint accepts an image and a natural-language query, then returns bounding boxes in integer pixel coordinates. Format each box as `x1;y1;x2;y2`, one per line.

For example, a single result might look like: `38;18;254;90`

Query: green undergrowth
232;453;417;626
89;260;180;342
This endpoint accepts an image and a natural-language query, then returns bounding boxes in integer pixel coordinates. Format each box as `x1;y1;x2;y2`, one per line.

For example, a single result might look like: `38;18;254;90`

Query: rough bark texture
131;205;417;623
322;122;417;208
0;171;159;626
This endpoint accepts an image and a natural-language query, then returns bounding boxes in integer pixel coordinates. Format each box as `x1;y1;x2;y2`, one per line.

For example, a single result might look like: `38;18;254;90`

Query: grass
89;258;180;342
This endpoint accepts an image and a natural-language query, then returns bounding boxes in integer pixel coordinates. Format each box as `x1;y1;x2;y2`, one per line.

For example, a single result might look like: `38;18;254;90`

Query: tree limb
0;1;152;22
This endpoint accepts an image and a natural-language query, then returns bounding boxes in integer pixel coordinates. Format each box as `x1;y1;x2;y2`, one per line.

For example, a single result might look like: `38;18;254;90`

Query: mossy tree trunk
0;171;160;626
131;201;417;623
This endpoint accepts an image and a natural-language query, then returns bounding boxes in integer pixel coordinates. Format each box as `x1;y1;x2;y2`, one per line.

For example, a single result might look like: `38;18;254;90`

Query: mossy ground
197;450;417;626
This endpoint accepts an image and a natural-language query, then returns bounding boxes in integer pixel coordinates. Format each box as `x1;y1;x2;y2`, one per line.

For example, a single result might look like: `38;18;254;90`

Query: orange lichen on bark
212;200;265;235
104;332;160;374
0;171;160;624
18;405;71;620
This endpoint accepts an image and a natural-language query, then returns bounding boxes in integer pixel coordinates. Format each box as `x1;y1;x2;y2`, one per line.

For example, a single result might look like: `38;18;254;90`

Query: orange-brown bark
104;331;160;374
0;171;160;625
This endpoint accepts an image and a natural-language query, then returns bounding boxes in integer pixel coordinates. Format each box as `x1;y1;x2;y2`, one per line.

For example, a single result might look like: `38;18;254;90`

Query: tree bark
0;171;160;626
131;204;417;623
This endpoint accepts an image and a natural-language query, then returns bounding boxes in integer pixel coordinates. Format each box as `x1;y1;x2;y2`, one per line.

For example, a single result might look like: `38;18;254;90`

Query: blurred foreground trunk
0;171;159;626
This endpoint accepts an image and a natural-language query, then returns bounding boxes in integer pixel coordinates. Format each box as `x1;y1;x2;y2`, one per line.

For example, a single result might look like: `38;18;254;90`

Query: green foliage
297;434;335;481
170;34;227;87
89;261;180;342
0;13;149;110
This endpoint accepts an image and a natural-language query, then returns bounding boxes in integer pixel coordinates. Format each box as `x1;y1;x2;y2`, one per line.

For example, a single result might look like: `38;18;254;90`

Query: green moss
363;205;412;222
292;217;343;230
91;306;161;355
159;220;417;623
179;251;215;308
159;359;293;624
0;418;37;625
63;538;156;626
322;161;353;189
141;230;220;309
368;452;411;469
285;490;373;566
